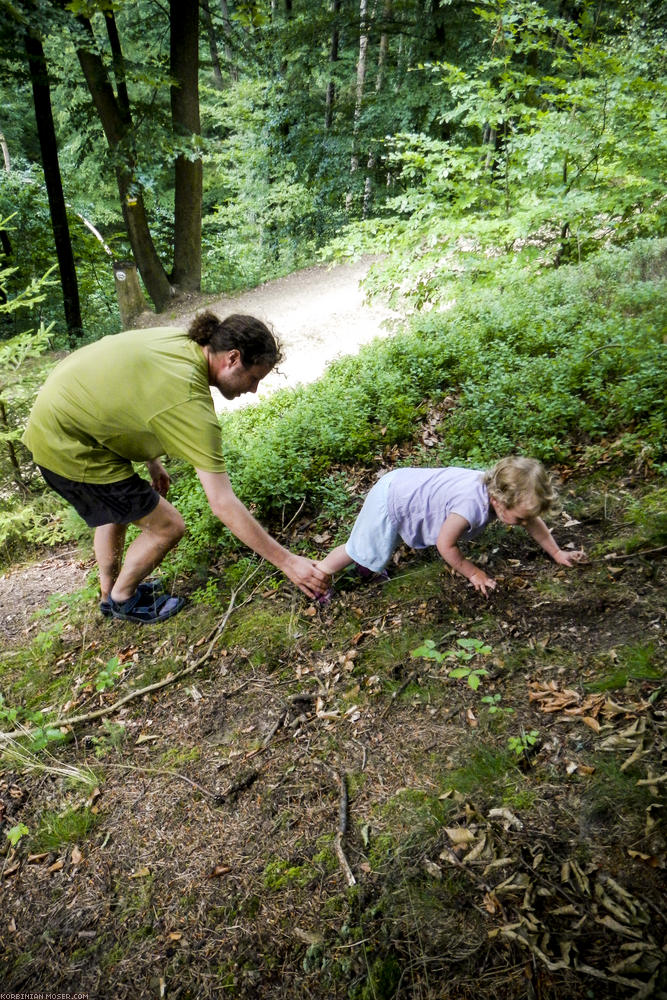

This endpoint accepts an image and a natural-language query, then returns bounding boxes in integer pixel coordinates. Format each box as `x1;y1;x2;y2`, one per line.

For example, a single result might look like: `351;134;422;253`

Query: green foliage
5;822;29;847
32;805;98;852
507;729;540;757
412;637;492;689
481;693;513;716
160;238;665;578
95;656;123;692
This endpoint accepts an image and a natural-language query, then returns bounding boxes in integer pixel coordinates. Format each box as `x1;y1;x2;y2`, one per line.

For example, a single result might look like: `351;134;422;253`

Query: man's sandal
108;589;184;625
100;578;163;618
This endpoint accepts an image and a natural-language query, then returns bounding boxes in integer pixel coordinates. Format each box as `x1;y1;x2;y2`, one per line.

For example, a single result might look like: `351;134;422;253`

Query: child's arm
436;514;497;595
524;517;585;566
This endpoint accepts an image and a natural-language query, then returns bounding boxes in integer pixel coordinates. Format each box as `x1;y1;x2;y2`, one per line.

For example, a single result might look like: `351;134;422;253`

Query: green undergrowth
156;237;666;578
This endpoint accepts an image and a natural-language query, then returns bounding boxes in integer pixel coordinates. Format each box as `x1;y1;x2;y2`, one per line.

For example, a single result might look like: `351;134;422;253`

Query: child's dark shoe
354;562;389;583
314;586;335;607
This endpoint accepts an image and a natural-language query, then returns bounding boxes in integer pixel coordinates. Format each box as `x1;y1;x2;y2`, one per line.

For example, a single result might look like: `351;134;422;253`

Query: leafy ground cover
0;432;664;999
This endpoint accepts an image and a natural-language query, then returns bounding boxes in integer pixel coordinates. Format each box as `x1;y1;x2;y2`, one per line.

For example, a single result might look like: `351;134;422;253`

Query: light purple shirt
386;467;490;548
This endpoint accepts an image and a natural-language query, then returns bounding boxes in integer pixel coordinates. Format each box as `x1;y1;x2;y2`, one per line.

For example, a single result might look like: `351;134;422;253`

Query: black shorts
38;466;160;528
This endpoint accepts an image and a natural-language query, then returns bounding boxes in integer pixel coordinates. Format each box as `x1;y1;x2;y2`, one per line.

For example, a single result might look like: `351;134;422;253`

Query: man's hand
146;459;170;497
552;548;586;567
469;571;497;596
283;553;330;599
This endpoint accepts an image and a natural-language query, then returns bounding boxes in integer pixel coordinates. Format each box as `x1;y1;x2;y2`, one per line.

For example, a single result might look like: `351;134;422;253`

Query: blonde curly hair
483;457;561;518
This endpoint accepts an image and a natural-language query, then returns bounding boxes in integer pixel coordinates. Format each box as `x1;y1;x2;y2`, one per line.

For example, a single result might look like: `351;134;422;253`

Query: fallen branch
597;546;667;563
381;670;418;719
334;770;356;887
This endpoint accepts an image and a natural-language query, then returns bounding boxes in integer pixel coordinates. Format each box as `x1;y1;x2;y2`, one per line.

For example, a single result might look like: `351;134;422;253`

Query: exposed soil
0;457;664;1000
0;548;90;645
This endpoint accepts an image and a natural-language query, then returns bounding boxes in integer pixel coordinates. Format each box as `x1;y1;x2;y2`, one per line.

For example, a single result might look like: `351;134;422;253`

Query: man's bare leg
104;498;186;604
94;523;127;602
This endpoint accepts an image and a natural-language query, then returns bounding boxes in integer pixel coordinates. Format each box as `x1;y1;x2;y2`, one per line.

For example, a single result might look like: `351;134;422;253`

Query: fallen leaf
208;865;231;878
445;827;476;846
135;734;159;745
581;716;601;733
129;867;151;879
71;846;83;865
488;807;524;831
48;858;64;873
422;858;442;879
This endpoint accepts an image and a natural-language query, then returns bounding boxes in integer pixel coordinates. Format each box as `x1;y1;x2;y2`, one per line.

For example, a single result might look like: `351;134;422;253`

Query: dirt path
141;256;399;412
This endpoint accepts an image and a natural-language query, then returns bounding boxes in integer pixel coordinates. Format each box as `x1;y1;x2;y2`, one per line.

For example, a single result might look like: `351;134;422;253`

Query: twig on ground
381;669;418;719
0;566;260;742
596;546;667;562
334;770;356;887
102;762;222;802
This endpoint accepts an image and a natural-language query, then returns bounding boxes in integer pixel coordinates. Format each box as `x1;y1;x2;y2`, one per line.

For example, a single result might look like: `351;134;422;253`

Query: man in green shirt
23;312;329;623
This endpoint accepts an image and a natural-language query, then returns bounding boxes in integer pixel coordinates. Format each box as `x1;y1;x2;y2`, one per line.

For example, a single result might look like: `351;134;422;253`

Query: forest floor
0;269;665;999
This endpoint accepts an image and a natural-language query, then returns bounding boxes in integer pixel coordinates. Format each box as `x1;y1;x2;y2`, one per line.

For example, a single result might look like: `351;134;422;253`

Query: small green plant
410;639;446;664
95;656;124;692
5;822;29;847
411;636;492;690
508;730;540;757
481;694;514;716
0;693;19;727
190;578;221;607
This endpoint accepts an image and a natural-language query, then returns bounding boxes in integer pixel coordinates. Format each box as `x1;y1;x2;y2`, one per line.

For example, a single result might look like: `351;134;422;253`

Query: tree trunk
104;10;131;124
170;0;202;292
0;130;11;287
201;0;224;90
25;28;82;342
325;0;341;129
0;130;10;172
219;0;238;83
363;0;391;216
74;27;172;312
113;260;148;328
346;0;371;212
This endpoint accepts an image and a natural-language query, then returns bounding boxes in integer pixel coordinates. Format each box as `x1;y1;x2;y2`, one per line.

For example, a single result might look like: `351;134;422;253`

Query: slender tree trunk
325;0;341;129
346;0;371;212
0;398;27;490
201;0;224;90
219;0;238;82
25;29;82;341
431;0;446;54
170;0;202;292
74;28;172;312
0;130;11;283
104;10;131;123
363;0;391;216
0;130;10;172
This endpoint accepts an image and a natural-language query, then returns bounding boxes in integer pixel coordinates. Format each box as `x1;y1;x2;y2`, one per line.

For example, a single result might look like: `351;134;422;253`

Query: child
317;457;585;596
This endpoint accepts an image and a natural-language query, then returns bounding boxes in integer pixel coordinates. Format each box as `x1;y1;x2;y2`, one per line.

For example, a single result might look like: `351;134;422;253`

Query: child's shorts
345;470;400;573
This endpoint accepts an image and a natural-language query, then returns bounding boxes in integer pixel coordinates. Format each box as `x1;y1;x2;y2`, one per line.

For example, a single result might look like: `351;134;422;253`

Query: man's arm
524;516;585;566
196;469;328;598
436;513;496;595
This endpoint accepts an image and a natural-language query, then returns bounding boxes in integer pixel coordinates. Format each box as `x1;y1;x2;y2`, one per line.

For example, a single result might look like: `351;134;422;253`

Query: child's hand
469;571;497;595
553;548;586;567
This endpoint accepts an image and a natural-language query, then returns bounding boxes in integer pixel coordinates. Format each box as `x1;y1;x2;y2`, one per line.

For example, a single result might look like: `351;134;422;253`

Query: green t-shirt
23;327;226;483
